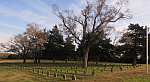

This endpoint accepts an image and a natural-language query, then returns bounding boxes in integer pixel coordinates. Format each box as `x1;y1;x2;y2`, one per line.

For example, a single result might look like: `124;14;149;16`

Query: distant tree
2;23;48;63
15;35;31;63
119;24;146;66
53;0;129;67
2;34;31;63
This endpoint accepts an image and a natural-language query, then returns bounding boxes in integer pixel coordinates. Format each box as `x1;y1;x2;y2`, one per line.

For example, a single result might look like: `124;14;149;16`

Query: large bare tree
53;0;130;67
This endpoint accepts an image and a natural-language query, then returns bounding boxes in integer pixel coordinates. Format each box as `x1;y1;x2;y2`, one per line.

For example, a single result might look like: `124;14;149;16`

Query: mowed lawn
0;59;150;82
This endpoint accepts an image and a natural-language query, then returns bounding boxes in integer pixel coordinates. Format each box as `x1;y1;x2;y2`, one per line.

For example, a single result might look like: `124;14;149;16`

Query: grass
123;76;150;82
75;65;150;82
0;66;36;82
0;59;150;82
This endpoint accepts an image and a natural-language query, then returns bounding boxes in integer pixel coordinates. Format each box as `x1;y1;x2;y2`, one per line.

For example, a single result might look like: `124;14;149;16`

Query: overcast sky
0;0;150;44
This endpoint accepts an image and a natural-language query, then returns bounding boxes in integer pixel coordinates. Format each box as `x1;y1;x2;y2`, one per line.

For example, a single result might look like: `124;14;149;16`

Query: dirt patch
0;59;23;63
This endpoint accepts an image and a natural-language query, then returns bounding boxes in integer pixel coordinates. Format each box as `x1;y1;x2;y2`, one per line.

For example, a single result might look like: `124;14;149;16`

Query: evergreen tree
119;24;146;66
45;25;64;60
63;36;76;61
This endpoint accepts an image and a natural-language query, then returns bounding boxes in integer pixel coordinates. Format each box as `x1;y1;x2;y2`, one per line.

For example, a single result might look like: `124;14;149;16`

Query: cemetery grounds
0;59;150;82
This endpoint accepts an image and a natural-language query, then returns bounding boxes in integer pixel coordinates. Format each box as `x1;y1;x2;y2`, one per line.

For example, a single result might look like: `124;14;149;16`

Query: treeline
4;23;150;65
6;24;114;62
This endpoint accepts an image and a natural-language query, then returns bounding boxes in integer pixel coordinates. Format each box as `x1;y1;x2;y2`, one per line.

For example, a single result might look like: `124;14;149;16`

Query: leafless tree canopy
2;23;48;59
53;0;130;46
26;23;48;49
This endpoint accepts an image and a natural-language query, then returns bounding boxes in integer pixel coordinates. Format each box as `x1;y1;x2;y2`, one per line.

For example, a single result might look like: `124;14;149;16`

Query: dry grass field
0;68;36;82
0;59;150;82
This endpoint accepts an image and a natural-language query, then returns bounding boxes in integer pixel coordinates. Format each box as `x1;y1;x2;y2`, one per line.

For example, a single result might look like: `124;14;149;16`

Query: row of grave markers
0;63;143;81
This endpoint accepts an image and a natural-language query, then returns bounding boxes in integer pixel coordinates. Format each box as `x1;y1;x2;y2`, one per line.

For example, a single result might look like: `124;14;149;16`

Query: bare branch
61;17;81;42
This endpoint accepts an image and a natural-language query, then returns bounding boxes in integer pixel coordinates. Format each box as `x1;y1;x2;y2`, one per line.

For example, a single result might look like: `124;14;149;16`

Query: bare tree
1;23;48;63
53;0;130;67
3;34;31;63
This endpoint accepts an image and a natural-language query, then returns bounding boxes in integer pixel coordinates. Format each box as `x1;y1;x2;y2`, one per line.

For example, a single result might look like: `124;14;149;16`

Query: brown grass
72;65;150;82
0;68;36;82
0;59;150;82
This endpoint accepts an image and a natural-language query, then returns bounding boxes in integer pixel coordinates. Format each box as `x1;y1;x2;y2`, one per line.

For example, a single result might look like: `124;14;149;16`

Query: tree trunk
38;49;42;64
38;59;40;63
37;53;40;64
53;58;55;64
23;58;26;63
34;50;38;64
83;47;90;68
132;57;137;67
132;48;137;67
23;53;26;63
96;59;98;65
95;55;99;65
34;58;38;64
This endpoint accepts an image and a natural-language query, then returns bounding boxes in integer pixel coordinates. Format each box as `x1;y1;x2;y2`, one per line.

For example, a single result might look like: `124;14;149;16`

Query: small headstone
32;69;35;73
111;66;113;72
47;71;50;77
54;73;58;78
120;66;123;71
41;71;44;75
72;74;77;80
63;74;67;80
92;70;95;76
104;64;107;71
84;70;86;74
